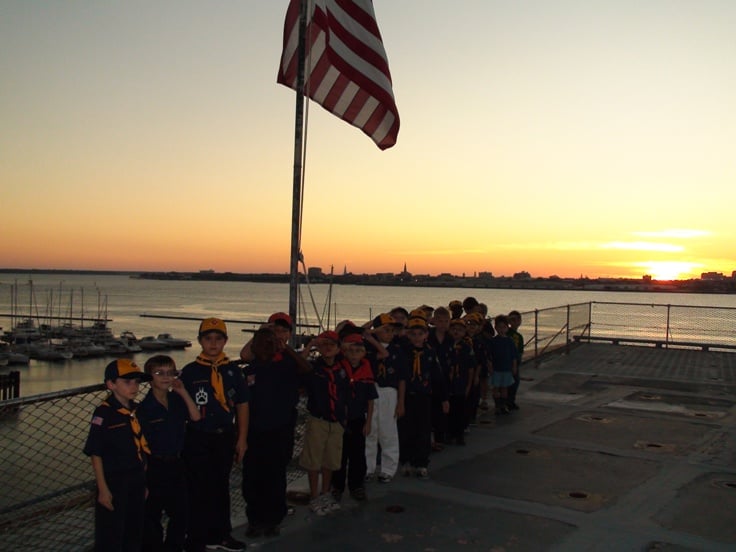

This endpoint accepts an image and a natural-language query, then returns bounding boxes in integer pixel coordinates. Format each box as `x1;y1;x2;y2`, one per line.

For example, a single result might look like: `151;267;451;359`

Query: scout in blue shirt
489;315;519;416
241;325;311;538
332;333;378;502
299;331;351;516
137;355;200;552
398;317;448;480
83;358;151;552
179;318;249;552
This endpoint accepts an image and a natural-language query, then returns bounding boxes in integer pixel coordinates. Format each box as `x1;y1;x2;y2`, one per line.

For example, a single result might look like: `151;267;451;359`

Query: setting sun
640;262;701;281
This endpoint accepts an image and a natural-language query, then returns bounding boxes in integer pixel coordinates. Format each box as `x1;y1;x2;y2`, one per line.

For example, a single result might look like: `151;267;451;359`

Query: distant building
307;267;324;279
512;271;532;280
478;271;493;279
643;275;652;282
701;272;725;281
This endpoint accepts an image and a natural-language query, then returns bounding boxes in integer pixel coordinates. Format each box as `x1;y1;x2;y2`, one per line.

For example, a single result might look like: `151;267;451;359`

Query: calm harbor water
2;272;735;397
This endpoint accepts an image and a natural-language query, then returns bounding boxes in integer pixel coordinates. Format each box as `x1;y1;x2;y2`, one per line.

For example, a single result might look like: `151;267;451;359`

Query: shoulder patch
91;416;104;426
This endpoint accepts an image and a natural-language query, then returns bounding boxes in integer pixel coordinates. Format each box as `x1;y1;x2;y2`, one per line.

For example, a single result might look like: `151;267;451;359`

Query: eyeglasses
153;369;178;377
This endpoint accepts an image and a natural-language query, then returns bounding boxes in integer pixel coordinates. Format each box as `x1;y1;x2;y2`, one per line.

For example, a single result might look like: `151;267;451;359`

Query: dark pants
183;428;234;547
242;424;293;528
430;395;448;443
142;456;188;552
95;468;146;552
467;383;480;424
332;417;367;492
509;366;521;403
447;394;467;440
398;393;431;468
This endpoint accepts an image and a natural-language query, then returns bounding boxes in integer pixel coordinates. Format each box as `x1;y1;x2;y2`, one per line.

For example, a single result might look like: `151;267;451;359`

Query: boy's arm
363;331;389;359
240;338;254;362
91;456;114;511
363;399;374;436
234;402;249;463
170;379;202;421
283;344;313;373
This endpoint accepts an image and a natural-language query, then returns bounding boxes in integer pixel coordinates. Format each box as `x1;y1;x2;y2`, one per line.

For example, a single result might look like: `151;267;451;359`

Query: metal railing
2;301;736;550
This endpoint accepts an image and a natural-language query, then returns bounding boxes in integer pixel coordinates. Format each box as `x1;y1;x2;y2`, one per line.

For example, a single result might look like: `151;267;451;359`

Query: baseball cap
342;333;364;345
464;312;484;325
104;359;150;382
406;317;428;330
317;330;340;343
449;318;467;327
268;312;293;330
198;317;228;338
372;313;400;329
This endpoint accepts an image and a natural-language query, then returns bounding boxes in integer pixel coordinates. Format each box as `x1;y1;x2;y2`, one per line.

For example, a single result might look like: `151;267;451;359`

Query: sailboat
277;0;400;341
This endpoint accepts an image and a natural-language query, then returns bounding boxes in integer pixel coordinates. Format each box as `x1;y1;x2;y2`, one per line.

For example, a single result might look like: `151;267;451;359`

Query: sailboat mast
288;0;309;343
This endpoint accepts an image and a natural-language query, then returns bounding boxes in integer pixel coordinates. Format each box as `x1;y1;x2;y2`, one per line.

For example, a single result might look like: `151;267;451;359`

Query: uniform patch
91;416;104;426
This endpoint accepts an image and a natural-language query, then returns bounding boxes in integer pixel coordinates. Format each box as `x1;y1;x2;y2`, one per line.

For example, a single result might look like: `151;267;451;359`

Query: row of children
83;298;524;551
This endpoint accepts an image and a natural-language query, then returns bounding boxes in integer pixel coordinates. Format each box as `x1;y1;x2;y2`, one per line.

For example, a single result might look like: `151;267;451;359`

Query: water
1;272;735;396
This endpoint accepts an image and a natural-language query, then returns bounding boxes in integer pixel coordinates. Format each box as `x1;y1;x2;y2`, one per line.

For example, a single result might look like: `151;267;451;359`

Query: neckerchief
412;349;422;380
103;400;150;462
196;352;230;412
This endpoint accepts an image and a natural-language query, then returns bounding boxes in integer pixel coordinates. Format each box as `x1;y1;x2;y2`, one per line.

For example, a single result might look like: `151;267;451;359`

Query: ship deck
241;343;736;551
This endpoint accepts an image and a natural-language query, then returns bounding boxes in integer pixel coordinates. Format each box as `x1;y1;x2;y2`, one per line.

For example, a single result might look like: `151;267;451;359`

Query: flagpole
288;0;308;345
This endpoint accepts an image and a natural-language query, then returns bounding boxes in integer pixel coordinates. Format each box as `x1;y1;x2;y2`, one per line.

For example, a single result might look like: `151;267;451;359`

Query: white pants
365;385;399;477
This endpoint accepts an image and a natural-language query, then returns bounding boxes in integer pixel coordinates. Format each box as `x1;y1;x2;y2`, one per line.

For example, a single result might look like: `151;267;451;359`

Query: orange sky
1;1;735;281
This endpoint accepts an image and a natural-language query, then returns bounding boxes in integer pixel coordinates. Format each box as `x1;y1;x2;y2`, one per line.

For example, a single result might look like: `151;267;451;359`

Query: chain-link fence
2;301;736;550
0;385;308;552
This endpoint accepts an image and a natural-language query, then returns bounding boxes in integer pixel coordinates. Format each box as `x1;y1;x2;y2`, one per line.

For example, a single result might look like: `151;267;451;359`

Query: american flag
278;0;400;150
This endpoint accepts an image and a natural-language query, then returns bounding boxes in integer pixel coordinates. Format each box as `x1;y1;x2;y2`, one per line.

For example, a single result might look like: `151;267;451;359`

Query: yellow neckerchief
412;349;422;380
103;399;151;461
196;352;230;412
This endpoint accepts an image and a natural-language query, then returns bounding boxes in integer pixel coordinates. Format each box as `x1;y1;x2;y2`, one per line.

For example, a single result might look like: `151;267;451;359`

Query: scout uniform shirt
179;355;249;432
83;394;149;472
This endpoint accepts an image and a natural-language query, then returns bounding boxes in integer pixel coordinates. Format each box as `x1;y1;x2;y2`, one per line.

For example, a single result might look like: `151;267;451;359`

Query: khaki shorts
299;415;344;471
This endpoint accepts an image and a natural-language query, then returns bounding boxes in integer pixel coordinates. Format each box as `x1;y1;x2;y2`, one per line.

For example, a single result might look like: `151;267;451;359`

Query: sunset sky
2;1;734;280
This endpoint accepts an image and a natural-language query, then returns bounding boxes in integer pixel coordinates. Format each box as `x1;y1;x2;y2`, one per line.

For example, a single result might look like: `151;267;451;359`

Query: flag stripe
277;0;399;150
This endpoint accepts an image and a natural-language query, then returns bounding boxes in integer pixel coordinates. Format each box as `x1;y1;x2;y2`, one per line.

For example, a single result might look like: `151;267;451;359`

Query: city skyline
2;1;735;281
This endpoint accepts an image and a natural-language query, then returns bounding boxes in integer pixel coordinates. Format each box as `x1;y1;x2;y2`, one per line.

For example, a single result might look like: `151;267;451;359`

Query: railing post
534;309;539;361
665;304;671;348
566;305;571;353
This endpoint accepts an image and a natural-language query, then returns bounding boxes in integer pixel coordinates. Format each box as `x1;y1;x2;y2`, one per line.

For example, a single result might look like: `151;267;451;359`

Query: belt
188;425;232;435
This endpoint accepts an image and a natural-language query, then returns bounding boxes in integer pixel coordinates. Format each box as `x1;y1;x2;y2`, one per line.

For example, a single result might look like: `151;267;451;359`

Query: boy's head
464;312;484;336
508;310;522;329
251;327;280;361
144;355;177;390
432;306;450;330
448;317;467;340
449;300;463;318
494;314;510;335
389;307;409;329
268;312;293;345
406;317;428;348
198;317;228;358
104;359;149;402
336;319;362;340
315;330;340;360
341;333;366;366
372;313;400;343
462;296;480;315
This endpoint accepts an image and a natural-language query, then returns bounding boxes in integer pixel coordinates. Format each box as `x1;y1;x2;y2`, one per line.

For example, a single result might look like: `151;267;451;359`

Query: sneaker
400;463;413;477
322;493;341;512
309;496;328;516
377;473;393;483
416;467;429;480
205;536;246;551
350;487;367;501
